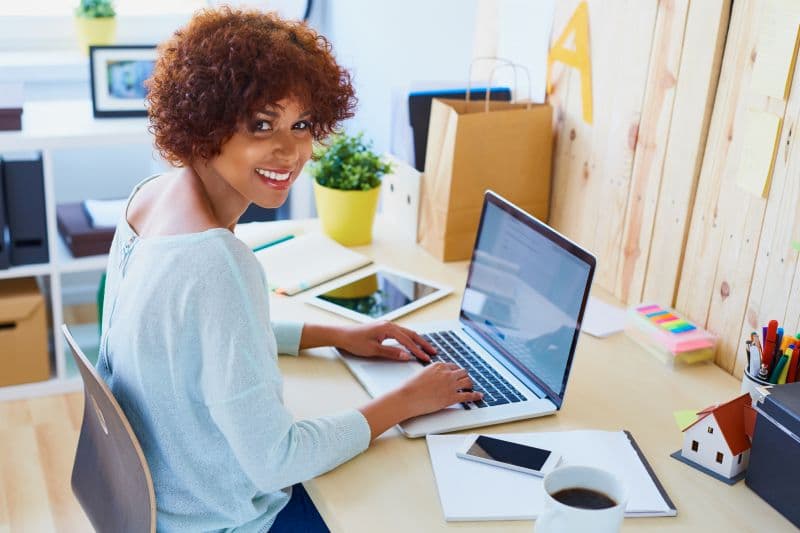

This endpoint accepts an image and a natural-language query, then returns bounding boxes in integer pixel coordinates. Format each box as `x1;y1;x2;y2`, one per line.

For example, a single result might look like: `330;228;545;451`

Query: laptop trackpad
345;356;463;410
352;358;422;393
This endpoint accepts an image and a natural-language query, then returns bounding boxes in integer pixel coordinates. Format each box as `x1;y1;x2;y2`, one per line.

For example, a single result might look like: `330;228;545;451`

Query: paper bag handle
467;56;532;112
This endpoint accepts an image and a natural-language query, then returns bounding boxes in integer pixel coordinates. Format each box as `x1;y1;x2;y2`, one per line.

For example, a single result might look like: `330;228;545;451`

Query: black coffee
552;487;617;510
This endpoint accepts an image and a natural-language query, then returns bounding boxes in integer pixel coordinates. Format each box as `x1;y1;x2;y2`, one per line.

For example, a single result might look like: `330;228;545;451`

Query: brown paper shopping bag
417;97;552;261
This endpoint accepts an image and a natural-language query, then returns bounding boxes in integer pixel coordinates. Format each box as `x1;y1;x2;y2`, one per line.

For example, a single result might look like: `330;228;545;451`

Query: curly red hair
146;7;356;167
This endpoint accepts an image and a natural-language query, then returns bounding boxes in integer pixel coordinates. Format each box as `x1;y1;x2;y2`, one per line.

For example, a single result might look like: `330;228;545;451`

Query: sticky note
736;110;782;198
750;0;800;100
674;410;699;431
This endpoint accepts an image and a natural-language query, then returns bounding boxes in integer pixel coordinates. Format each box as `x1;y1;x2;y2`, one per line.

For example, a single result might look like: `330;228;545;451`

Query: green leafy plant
309;133;392;191
75;0;115;18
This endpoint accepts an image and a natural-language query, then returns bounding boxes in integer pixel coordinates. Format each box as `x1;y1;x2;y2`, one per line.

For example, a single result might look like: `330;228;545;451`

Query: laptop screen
459;192;595;407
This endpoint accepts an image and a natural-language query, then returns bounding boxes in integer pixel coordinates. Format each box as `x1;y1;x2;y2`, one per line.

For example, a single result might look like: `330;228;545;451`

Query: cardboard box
0;277;50;386
745;382;800;527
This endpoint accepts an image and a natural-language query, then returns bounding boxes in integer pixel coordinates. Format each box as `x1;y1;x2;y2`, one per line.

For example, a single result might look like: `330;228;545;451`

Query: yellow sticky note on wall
736;110;782;198
750;0;800;100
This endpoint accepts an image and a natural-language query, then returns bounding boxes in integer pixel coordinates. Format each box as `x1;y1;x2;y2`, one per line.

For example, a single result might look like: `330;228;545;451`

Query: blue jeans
270;484;329;533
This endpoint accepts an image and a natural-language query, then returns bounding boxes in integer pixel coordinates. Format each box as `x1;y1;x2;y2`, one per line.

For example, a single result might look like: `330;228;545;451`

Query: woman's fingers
377;344;414;361
457;390;484;402
391;329;431;363
399;326;437;354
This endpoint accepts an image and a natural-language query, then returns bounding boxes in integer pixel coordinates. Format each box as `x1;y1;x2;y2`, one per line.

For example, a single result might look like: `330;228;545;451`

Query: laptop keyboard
422;331;527;409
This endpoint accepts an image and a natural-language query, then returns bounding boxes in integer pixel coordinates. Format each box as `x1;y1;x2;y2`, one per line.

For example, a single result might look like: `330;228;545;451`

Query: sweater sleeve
272;321;304;356
197;240;371;493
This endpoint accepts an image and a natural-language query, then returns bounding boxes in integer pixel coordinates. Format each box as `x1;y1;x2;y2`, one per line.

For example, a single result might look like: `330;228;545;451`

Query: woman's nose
271;130;299;161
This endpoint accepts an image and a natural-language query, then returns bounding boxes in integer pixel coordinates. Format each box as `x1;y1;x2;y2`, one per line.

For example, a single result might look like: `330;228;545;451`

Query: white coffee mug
534;465;627;533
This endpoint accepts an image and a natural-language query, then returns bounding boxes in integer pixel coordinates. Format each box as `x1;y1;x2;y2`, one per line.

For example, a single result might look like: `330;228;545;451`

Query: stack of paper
426;430;676;521
254;232;372;295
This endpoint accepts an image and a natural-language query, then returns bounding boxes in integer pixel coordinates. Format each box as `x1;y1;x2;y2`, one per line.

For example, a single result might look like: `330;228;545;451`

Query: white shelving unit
0;99;151;401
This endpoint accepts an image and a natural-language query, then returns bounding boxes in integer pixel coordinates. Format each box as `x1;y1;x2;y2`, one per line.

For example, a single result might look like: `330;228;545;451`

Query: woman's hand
335;321;437;363
399;362;484;416
358;362;484;440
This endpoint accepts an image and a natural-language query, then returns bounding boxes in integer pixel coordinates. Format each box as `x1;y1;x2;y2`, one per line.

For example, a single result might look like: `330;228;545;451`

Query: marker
788;344;800;383
769;354;789;384
778;347;794;384
763;320;779;372
774;327;784;369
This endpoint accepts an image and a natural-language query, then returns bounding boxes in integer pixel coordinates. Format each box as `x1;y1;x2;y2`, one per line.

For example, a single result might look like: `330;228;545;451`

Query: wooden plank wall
547;0;730;306
677;0;800;377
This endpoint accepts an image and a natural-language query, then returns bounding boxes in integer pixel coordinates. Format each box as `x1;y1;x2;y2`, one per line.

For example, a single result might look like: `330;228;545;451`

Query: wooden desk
269;218;794;532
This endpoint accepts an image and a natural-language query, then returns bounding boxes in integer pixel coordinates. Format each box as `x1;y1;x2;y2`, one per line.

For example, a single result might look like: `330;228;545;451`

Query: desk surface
268;218;793;532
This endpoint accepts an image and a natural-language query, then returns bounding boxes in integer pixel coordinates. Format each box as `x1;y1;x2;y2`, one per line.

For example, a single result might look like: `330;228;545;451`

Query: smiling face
200;97;314;214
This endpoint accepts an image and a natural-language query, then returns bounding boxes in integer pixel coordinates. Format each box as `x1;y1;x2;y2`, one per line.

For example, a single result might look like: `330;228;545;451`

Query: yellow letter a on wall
547;1;593;124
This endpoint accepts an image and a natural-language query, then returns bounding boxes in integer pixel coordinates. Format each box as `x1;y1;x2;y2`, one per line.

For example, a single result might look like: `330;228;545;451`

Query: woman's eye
254;120;272;132
293;120;312;131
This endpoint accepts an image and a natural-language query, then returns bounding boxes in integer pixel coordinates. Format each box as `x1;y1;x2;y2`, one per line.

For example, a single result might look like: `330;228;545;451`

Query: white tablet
305;266;452;323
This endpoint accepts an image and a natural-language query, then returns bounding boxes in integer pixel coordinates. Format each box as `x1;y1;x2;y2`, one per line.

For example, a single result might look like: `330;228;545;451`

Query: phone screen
466;435;551;470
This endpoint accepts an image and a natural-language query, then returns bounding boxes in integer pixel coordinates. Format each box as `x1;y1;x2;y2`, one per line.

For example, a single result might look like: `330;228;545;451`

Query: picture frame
89;45;157;118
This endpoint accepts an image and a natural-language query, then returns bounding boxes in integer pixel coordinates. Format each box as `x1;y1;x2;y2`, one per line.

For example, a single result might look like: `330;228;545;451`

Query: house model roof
682;393;752;455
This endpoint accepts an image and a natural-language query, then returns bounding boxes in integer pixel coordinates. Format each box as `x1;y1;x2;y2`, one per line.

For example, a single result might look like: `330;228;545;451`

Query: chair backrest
63;324;156;533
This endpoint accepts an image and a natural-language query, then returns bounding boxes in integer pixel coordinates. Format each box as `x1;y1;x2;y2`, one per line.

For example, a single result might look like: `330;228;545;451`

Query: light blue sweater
97;178;371;532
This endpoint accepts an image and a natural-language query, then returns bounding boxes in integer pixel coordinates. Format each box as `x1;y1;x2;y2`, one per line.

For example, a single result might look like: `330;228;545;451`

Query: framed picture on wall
89;45;157;118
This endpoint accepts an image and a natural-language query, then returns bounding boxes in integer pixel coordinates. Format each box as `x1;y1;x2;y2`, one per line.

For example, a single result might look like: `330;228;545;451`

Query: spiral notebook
253;232;372;295
426;430;676;521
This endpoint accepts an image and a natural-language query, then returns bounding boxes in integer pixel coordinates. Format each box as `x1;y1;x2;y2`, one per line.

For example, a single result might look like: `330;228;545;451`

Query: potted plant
74;0;117;55
309;133;392;246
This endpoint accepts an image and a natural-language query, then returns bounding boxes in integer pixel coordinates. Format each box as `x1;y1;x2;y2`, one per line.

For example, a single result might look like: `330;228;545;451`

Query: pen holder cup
741;369;771;402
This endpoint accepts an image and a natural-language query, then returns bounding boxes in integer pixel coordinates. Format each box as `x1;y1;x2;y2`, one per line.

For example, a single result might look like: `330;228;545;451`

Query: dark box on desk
56;203;115;257
745;381;800;527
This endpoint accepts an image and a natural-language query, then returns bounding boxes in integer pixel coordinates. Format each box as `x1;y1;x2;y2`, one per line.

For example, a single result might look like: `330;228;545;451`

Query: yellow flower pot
75;17;117;55
313;181;381;246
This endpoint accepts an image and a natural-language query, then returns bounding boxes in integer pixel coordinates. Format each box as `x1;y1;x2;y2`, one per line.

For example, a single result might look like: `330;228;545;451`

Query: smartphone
456;434;562;477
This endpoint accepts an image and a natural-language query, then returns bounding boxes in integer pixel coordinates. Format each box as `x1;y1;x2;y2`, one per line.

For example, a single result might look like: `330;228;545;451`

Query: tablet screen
315;270;440;319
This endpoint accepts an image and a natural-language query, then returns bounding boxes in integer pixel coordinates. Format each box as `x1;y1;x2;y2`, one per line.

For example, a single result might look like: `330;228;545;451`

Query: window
707;426;713;434
738;454;742;464
691;440;699;452
716;452;723;464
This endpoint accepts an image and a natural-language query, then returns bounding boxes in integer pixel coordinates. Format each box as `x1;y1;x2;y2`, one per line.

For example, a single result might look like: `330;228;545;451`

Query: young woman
98;7;482;532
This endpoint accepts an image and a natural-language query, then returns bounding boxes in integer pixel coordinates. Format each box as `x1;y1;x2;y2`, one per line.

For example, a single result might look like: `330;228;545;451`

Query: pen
748;344;761;378
252;234;294;253
745;340;752;371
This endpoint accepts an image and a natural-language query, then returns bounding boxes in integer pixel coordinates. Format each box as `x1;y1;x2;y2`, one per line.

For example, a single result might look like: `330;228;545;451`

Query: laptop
338;191;596;437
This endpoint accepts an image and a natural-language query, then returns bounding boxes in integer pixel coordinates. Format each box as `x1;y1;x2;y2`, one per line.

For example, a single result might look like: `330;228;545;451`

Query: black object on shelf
3;152;49;265
408;87;512;172
0;158;9;269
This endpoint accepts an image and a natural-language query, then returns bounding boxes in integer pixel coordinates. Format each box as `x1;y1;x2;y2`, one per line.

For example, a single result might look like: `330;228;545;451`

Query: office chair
63;324;156;533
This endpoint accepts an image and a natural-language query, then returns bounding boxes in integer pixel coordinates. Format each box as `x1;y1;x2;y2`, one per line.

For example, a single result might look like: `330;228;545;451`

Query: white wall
318;0;481;154
317;0;555;152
